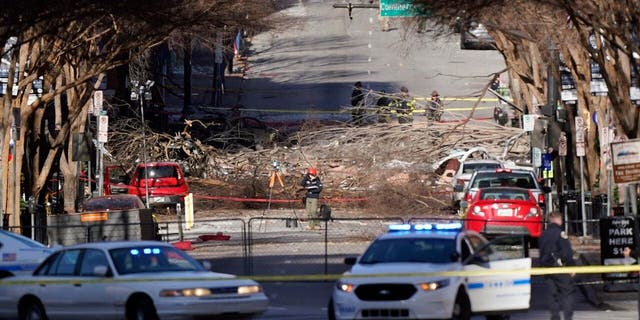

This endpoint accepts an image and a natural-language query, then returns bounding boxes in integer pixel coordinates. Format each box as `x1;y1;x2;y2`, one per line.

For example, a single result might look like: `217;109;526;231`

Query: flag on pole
233;30;242;55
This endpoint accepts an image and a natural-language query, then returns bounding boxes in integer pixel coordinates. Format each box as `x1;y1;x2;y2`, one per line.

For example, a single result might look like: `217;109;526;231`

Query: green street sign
379;0;429;17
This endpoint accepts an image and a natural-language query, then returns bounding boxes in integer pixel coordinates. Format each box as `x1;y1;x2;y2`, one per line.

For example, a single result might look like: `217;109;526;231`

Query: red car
464;187;543;238
129;161;189;208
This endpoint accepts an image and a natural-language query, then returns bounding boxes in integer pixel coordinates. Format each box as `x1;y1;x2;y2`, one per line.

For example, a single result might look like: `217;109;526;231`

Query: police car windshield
359;238;456;264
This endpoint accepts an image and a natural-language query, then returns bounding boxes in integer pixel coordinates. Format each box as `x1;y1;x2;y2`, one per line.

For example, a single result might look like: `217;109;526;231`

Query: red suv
129;161;189;208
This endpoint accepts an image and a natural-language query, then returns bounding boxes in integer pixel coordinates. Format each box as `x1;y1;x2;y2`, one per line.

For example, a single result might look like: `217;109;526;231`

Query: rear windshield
136;166;179;180
479;188;531;201
84;197;142;211
471;172;537;189
462;162;501;174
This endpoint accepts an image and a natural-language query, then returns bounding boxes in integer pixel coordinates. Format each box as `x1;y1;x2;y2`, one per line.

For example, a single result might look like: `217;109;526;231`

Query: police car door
462;234;531;313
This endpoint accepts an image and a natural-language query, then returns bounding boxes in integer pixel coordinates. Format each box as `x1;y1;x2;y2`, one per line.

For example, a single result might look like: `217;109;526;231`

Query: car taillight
496;168;512;173
527;207;540;217
465;193;472;201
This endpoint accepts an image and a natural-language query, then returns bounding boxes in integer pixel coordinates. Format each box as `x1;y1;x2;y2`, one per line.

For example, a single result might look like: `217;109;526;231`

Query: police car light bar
388;223;462;232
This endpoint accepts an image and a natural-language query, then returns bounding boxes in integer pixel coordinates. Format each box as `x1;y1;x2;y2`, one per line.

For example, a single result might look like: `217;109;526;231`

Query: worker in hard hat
301;167;323;230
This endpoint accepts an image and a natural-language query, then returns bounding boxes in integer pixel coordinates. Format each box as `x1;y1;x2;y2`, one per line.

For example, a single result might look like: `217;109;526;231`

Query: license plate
497;209;513;216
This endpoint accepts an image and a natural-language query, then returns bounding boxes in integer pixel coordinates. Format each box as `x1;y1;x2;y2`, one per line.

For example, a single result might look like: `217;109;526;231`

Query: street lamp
130;80;154;208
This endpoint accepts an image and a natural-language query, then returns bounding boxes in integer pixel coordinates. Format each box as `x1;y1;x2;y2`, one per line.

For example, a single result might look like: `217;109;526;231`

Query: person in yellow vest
394;86;416;124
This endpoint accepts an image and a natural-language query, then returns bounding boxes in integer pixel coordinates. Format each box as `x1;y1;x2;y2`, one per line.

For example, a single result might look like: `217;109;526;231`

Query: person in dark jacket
301;167;323;229
351;81;365;124
539;211;575;320
376;90;392;123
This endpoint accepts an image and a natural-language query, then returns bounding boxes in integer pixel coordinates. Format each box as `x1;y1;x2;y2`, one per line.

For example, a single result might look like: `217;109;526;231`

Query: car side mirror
201;261;212;270
450;252;460;262
93;265;110;277
344;257;357;266
542;186;552;193
459;201;468;209
454;185;464;192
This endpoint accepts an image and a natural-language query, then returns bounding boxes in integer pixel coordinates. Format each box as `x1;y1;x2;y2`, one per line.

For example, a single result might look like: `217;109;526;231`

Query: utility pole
130;80;154;208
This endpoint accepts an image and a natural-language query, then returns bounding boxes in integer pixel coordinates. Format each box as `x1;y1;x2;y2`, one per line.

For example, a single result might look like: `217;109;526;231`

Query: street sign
97;115;108;143
576;142;586;157
558;132;567;157
575;116;585;143
532;147;542;167
92;90;103;116
611;138;640;184
379;0;429;17
541;153;552;171
600;217;639;280
522;114;536;132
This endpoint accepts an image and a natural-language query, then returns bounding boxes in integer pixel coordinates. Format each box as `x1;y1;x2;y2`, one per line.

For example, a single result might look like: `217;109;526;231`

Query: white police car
0;230;55;278
329;222;531;320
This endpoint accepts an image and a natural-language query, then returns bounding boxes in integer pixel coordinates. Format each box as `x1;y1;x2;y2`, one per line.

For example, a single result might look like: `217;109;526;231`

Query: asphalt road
239;0;506;124
254;280;638;319
164;0;509;125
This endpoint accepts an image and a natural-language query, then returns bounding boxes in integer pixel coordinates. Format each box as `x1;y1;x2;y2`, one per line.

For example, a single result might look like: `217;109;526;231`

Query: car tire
0;270;13;279
486;314;511;320
20;301;47;320
451;289;471;320
127;298;158;320
327;297;337;320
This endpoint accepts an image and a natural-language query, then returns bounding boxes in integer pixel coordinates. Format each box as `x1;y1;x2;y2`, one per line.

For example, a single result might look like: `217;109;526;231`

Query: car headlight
237;285;262;295
419;279;450;291
472;206;485;217
336;280;355;293
527;207;539;217
160;288;212;297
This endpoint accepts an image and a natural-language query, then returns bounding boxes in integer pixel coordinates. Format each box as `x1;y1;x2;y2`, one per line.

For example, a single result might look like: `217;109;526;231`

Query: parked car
0;241;269;319
457;168;550;209
329;222;531;320
129;161;189;209
464;187;543;238
0;230;55;278
460;21;496;50
103;165;132;195
451;159;503;209
82;194;146;212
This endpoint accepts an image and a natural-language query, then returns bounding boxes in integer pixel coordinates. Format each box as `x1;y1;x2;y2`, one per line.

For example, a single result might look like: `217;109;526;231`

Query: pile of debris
107;116;530;214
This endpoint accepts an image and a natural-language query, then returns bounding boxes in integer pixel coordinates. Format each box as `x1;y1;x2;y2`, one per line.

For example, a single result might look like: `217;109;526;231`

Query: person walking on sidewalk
301;167;323;229
539;211;576;320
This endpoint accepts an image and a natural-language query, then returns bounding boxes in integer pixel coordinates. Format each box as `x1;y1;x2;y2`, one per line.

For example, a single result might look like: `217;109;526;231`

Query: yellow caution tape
2;265;638;286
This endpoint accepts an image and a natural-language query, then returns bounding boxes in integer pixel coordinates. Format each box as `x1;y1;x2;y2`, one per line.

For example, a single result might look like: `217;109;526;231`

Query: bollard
177;203;184;242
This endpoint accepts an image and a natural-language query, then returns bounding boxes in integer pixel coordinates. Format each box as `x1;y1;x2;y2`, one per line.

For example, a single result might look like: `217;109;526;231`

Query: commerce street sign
380;0;429;17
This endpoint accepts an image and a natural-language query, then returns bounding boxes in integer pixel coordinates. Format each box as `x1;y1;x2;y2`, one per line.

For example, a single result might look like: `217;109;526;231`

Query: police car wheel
452;290;471;320
327;298;337;320
21;301;47;320
486;315;511;320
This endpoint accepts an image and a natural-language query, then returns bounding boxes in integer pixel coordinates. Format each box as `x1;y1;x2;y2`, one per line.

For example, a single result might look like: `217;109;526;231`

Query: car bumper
466;219;542;238
155;294;269;320
332;286;456;319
